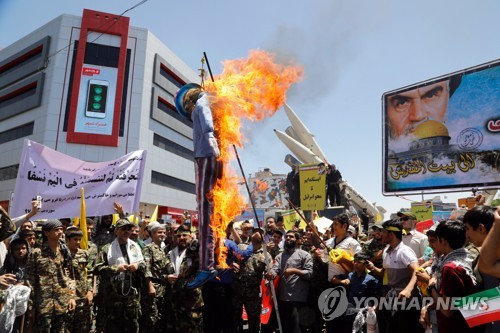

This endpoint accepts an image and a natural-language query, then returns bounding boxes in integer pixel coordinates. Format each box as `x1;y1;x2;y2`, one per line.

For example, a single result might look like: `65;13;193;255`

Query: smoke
263;1;385;104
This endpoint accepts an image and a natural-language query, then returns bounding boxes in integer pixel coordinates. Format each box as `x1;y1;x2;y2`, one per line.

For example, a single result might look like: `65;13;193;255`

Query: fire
254;179;269;193
204;50;303;267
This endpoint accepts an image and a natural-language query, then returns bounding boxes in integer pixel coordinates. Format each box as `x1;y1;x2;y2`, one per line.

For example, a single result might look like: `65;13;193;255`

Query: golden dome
412;120;450;140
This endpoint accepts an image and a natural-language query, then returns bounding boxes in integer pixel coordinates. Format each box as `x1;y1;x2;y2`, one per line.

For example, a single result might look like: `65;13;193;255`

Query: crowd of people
0;199;499;333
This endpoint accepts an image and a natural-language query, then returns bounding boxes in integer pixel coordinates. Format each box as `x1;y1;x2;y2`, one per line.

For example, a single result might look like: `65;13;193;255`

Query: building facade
0;9;199;221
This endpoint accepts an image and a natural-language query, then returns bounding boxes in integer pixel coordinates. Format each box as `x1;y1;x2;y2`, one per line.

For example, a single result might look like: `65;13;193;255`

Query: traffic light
85;80;109;117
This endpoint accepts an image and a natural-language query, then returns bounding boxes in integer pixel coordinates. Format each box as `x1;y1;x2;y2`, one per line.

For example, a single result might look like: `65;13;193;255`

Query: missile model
285;126;301;142
274;129;323;164
283;104;329;162
276;103;383;220
342;181;379;218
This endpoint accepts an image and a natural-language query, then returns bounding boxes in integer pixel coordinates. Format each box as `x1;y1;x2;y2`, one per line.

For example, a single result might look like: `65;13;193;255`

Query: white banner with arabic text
11;139;146;219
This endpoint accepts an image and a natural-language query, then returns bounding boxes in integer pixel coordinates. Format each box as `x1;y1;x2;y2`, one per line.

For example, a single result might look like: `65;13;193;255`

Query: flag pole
232;145;283;333
286;197;329;250
202;51;283;332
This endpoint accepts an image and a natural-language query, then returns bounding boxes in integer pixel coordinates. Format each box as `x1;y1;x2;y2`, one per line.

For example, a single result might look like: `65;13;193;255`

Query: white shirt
402;229;428;259
326;235;361;280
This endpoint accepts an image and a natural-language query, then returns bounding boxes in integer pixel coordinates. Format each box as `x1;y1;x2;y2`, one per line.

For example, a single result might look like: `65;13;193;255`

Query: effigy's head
175;83;202;120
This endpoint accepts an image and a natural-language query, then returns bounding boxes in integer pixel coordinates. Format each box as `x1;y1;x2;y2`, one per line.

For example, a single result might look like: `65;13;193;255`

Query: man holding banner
26;219;76;332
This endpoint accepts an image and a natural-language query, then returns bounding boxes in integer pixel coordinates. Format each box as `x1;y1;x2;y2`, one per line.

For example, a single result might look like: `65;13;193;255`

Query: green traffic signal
91;85;104;109
86;81;108;114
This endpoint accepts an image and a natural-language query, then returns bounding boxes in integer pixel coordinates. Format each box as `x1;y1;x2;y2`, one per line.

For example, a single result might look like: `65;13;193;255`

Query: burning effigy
175;50;302;288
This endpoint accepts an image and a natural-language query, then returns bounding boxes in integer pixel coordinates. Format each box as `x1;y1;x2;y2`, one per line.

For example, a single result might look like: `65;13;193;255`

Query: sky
1;0;499;219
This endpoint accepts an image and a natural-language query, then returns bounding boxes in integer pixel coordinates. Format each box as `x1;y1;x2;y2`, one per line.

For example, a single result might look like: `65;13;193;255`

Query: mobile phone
36;195;42;209
85;79;109;119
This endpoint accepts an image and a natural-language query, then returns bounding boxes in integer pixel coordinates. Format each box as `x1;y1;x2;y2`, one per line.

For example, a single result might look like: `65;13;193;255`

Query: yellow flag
127;214;139;224
112;214;120;225
79;187;88;250
151;205;159;222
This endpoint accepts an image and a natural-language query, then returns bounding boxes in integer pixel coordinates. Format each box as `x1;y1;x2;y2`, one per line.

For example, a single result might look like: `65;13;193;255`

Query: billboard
74;66;117;135
66;9;129;147
249;175;287;209
383;59;500;195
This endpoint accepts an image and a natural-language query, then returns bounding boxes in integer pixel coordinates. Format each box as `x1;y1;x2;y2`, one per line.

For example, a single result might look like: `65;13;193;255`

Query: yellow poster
411;202;433;221
299;164;326;211
282;209;307;230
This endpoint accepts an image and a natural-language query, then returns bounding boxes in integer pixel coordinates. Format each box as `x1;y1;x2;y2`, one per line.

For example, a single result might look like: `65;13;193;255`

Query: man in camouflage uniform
232;231;268;333
361;223;386;269
85;218;99;290
92;214;115;251
165;225;203;333
65;226;93;333
140;223;169;332
95;218;145;333
26;219;76;332
83;218;100;332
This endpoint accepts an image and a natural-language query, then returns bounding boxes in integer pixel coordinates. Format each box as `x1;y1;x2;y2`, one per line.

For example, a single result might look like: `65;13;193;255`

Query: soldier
65;227;93;333
140;223;169;332
19;229;37;249
92;214;115;251
84;218;101;333
95;218;145;333
232;231;268;333
166;225;203;333
361;222;387;270
25;219;76;332
85;218;98;291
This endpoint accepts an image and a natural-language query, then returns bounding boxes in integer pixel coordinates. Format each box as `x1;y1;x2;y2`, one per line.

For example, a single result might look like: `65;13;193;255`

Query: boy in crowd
65;226;93;333
421;220;478;333
331;252;380;333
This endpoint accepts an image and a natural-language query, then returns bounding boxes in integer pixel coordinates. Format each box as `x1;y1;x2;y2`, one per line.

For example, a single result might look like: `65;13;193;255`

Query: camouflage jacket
87;241;98;272
26;243;75;317
233;248;268;295
361;238;386;267
0;206;16;242
142;242;169;297
267;245;283;260
166;246;203;310
93;230;115;251
68;248;91;300
95;242;145;300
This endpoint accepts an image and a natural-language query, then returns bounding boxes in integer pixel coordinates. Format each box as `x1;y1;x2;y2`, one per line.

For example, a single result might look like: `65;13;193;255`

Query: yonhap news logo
317;286;490;321
318;286;348;321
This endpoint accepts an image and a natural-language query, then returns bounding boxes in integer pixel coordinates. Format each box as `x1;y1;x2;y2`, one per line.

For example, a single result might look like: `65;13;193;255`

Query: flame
205;50;303;267
254;179;269;193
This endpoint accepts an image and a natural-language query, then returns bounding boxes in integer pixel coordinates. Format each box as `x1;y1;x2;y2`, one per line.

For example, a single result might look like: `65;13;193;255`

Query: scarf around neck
107;238;144;267
436;247;475;290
